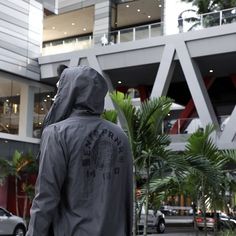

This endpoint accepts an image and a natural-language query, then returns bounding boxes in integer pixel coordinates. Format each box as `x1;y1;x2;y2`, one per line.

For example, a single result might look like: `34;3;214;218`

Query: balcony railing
42;7;236;56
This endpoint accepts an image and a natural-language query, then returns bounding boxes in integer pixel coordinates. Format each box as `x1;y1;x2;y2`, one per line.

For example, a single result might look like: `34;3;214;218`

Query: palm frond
110;91;137;151
101;109;118;124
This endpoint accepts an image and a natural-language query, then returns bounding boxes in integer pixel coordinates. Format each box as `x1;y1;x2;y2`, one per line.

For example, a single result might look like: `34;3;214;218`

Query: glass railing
42;7;236;56
107;22;163;44
180;7;236;31
162;115;230;135
42;35;92;55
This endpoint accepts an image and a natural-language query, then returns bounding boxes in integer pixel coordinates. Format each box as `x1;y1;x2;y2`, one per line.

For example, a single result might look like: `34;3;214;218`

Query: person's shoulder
102;120;127;137
42;119;69;136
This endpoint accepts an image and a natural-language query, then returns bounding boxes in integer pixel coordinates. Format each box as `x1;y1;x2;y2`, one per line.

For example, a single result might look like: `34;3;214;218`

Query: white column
151;43;176;98
19;84;35;138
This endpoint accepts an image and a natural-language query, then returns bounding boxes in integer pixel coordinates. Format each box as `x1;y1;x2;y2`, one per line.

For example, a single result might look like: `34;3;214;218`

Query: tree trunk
192;202;199;236
133;165;137;236
15;177;19;216
213;208;217;236
202;186;207;236
143;162;150;236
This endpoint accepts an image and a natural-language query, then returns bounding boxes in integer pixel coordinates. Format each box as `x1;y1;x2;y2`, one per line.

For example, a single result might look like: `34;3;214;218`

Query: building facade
0;0;235;161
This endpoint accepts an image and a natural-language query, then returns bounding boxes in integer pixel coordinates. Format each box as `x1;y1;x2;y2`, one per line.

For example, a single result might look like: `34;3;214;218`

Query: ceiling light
83;28;87;31
44;99;47;102
41;108;44;111
71;22;75;26
126;5;130;8
47;95;50;98
159;4;162;7
52;26;56;30
137;9;141;12
148;15;151;19
209;69;214;73
118;81;122;84
39;122;42;125
64;32;67;35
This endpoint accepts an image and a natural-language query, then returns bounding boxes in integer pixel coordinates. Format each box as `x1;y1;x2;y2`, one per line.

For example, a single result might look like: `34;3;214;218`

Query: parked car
0;207;26;236
195;212;236;231
138;208;166;234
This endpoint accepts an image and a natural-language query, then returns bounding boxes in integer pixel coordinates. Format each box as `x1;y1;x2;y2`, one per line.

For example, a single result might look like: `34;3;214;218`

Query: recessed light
209;69;214;73
126;4;129;8
137;9;141;12
52;26;56;30
39;122;42;125
159;4;162;7
71;22;75;26
148;15;151;18
83;28;87;31
47;95;50;98
44;99;47;102
64;32;67;35
118;81;122;84
41;108;44;111
6;124;9;128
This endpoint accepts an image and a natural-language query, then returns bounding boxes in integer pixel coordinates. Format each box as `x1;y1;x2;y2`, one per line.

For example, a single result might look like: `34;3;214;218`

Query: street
144;215;218;236
149;226;215;235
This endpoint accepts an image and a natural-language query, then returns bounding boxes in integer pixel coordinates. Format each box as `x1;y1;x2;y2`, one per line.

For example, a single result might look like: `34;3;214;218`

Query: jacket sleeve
26;125;67;236
124;135;133;236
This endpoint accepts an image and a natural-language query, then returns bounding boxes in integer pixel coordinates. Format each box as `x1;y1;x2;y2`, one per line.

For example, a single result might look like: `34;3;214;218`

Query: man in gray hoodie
26;66;133;236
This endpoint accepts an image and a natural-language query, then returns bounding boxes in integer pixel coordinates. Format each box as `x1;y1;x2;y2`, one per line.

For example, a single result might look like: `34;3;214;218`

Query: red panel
170;77;215;134
137;85;149;102
230;75;236;88
0;179;8;208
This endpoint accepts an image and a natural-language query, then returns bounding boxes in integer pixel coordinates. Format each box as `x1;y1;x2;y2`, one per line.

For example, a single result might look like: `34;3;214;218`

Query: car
138;208;166;234
160;205;177;216
195;212;236;231
0;207;27;236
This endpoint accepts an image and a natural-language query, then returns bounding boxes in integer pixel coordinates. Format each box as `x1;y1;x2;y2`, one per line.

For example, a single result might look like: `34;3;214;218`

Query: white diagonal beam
220;106;236;143
175;40;219;129
69;56;80;67
151;43;176;98
87;53;114;110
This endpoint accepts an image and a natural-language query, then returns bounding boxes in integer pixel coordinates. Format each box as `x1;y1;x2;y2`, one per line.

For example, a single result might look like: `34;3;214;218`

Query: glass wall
33;89;55;138
0;79;21;135
0;75;55;139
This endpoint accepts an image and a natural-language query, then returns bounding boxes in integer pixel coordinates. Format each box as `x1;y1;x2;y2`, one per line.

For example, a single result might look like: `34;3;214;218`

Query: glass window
0;79;21;135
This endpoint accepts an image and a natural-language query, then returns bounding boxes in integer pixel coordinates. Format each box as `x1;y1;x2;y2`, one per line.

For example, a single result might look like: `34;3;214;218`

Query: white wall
163;0;197;35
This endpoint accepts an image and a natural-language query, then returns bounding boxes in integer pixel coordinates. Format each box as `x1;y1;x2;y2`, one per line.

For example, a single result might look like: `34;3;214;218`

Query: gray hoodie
26;66;133;236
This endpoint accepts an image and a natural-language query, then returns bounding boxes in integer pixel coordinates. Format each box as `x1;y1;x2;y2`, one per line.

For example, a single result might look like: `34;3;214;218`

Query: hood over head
42;65;108;129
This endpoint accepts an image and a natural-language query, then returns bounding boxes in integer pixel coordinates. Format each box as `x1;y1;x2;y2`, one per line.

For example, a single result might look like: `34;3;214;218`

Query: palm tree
110;91;173;236
184;125;231;235
181;0;236;30
181;0;236;14
0;150;37;218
